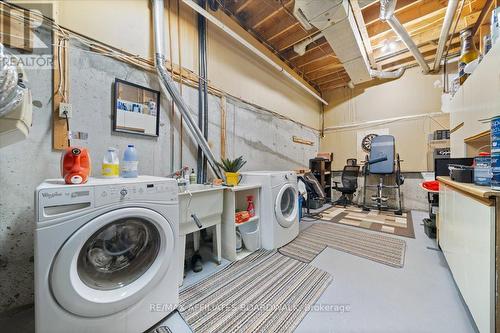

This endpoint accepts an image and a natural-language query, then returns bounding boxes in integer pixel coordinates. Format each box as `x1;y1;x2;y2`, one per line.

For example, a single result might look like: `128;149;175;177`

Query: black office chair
333;165;360;207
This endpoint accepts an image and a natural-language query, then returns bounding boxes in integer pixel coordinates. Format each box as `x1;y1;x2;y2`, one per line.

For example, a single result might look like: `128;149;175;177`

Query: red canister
60;147;91;184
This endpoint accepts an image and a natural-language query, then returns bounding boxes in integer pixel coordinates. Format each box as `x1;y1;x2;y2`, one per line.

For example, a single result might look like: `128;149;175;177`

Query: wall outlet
59;103;72;118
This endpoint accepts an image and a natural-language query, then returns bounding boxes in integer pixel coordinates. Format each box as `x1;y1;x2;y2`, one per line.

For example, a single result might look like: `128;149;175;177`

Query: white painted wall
321;67;450;171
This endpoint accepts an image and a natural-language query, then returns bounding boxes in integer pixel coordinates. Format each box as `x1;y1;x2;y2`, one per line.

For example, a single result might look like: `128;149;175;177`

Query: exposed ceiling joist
220;0;491;93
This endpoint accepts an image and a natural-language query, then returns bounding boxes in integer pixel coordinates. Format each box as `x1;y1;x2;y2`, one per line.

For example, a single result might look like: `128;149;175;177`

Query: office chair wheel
362;207;370;212
394;210;403;215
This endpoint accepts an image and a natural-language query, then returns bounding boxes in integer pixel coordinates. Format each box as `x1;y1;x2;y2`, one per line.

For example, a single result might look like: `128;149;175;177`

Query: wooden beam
372;11;480;59
220;95;227;159
350;0;377;68
267;22;299;42
292;47;335;68
376;37;460;66
308;67;347;81
249;0;293;29
362;0;420;25
380;41;460;69
366;0;447;38
273;25;318;51
320;80;349;91
234;0;253;14
315;72;351;85
52;34;69;150
381;45;461;71
302;57;343;74
472;0;495;35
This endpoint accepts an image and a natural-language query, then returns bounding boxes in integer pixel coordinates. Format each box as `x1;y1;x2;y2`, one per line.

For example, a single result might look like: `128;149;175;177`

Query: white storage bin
239;222;260;251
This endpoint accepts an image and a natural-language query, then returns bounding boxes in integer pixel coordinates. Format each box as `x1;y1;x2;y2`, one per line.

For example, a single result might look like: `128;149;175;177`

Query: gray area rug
279;223;406;268
179;250;332;333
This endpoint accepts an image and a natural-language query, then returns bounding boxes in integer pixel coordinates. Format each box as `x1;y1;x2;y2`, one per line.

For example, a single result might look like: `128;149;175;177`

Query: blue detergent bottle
122;144;139;178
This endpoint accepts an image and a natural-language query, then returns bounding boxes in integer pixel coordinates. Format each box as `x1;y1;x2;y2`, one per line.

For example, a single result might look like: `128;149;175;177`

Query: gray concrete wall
0;36;318;313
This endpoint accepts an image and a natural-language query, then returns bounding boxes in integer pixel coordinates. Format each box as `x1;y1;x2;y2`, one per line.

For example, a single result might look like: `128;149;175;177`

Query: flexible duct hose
0;43;25;117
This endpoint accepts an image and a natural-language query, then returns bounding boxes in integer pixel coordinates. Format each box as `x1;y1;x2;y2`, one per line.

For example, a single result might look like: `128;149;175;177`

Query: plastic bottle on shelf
189;168;197;184
458;28;479;85
101;147;119;178
246;195;255;217
121;144;139;178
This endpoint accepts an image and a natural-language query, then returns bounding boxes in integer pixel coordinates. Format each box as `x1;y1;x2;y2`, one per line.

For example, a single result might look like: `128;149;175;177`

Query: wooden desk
437;176;497;332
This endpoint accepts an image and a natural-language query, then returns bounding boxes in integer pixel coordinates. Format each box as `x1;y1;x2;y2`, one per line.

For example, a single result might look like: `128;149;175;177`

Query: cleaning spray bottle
246;195;255;217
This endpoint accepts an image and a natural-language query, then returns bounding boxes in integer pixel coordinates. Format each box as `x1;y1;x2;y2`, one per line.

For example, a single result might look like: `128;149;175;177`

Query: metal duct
293;0;372;84
293;33;323;56
379;0;430;74
151;0;223;180
370;67;405;79
0;43;25;117
432;0;459;71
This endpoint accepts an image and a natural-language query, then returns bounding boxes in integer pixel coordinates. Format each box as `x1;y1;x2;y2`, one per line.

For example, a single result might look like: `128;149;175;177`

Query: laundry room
0;0;499;332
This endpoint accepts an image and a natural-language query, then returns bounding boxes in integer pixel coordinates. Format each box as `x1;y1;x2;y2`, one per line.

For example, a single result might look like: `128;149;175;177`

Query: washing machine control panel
94;181;178;207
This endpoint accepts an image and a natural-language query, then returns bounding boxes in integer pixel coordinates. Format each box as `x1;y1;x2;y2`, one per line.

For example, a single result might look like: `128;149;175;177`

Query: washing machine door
274;183;298;228
50;207;175;317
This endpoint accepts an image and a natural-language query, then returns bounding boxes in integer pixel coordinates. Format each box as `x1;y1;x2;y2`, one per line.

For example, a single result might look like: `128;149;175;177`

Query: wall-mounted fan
361;133;378;152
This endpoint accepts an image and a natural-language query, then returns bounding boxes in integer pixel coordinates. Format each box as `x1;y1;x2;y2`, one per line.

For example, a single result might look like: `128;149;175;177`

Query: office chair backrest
369;135;395;174
303;172;326;199
346;158;357;166
342;165;360;189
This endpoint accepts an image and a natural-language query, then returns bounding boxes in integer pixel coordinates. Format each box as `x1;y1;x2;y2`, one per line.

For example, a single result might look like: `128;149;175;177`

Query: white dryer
35;176;179;333
240;171;299;250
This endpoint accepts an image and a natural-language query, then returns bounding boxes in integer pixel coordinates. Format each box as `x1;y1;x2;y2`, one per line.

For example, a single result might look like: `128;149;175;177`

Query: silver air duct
0;43;25;117
151;0;223;180
379;0;430;74
432;0;459;71
293;33;324;56
370;67;405;79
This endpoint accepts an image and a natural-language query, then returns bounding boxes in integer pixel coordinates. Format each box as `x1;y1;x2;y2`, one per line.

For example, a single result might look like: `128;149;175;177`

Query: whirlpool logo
41;192;62;199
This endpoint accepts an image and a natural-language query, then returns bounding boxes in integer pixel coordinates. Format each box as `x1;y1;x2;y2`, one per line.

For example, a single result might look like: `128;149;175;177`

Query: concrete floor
294;210;478;333
0;210;478;333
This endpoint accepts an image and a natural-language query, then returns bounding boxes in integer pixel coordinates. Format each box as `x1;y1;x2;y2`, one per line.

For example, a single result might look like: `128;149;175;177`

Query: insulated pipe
379;0;430;74
152;0;224;180
181;0;328;105
432;0;459;72
370;67;405;79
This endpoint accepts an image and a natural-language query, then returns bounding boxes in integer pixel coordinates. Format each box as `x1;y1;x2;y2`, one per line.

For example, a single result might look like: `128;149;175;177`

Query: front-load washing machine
240;171;299;249
35;176;179;333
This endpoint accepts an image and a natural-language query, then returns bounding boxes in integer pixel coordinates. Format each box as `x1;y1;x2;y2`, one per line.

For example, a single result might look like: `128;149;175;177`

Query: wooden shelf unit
221;184;261;261
464;129;491;157
309;157;332;201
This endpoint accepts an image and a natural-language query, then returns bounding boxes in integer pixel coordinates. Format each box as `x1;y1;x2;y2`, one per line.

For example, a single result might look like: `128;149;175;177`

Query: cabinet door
439;184;495;333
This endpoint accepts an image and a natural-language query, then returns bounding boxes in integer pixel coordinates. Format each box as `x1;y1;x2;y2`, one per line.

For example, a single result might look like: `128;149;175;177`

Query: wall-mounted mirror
113;79;160;137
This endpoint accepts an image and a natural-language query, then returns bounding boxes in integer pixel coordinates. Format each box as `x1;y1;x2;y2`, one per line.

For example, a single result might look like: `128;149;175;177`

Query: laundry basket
238;222;260;251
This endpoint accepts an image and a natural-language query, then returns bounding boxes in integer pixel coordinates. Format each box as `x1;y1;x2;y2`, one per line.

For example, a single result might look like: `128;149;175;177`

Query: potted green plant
217;156;247;186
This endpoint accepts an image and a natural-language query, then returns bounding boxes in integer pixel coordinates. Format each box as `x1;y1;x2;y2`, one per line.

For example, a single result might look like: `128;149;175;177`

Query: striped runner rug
179;250;332;333
279;223;406;268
